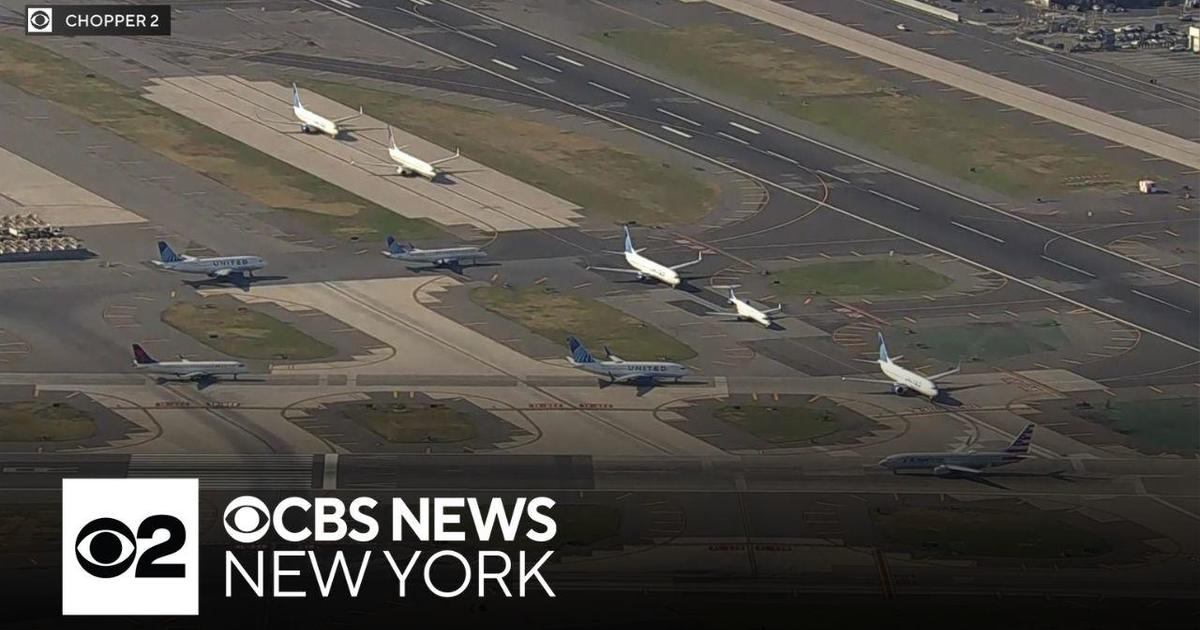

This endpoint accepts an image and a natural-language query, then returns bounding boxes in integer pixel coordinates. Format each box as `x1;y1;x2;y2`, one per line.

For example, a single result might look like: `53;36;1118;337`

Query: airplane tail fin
877;332;891;363
1004;423;1035;454
567;336;596;364
157;241;182;263
385;236;408;255
623;225;635;254
292;82;302;109
132;344;157;365
387;125;396;150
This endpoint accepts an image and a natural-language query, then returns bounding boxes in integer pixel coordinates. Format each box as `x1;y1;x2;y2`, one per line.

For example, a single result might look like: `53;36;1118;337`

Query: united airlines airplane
350;125;460;180
879;423;1036;476
382;236;487;269
151;241;266;279
565;336;688;385
587;226;703;288
842;333;960;399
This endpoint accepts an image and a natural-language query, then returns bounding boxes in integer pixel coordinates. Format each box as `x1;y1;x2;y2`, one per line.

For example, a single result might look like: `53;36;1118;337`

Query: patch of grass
0;36;437;241
715;403;872;444
470;286;695;361
874;504;1112;560
0;401;95;442
307;79;717;225
161;300;336;361
552;504;622;548
897;320;1067;362
0;504;58;554
595;25;1126;198
1081;398;1199;456
773;259;951;297
340;402;476;443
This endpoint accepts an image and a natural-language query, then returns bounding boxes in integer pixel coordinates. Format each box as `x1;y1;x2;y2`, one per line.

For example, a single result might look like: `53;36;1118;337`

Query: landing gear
300;124;312;134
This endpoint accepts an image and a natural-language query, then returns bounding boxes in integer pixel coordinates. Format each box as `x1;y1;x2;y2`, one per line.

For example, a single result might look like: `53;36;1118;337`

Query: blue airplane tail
291;82;302;108
1004;424;1035;454
567;336;596;363
385;236;410;255
157;241;182;263
622;225;634;254
877;332;890;363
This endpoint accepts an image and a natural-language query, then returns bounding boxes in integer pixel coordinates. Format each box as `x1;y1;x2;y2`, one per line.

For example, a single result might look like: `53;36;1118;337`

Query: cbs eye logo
26;7;53;34
223;496;271;543
75;515;187;579
62;479;198;616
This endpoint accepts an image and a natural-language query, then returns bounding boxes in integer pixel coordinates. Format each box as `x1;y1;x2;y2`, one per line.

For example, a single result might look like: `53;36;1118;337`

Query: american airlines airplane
382;235;487;268
842;333;960;399
587;226;703;287
132;344;246;381
282;83;362;137
711;287;782;327
151;242;266;279
879;423;1036;476
565;336;688;385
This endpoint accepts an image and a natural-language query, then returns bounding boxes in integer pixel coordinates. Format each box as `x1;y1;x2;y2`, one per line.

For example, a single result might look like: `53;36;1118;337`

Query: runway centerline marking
520;54;562;73
868;189;920;211
729;121;760;135
309;0;1200;354
588;81;630;100
951;221;1005;244
491;58;518;71
817;169;849;184
429;0;1197;288
554;54;584;67
716;130;749;145
660;124;693;139
1131;289;1192;313
656;107;701;127
1040;255;1095;278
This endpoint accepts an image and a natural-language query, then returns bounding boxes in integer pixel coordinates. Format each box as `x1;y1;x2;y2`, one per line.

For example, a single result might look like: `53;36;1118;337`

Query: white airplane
842;333;960;399
382;235;487;268
879;424;1036;476
351;125;460;180
587;226;703;288
711;287;782;328
151;241;266;279
257;83;362;138
566;336;688;385
132;344;246;381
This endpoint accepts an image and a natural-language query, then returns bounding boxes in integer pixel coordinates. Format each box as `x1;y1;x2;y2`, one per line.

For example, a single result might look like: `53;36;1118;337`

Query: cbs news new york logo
62;479;198;615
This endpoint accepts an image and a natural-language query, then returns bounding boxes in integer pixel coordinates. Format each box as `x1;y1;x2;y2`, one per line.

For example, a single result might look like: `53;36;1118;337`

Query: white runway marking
1039;255;1095;278
951;221;1005;244
491;58;518;71
660;125;693;139
1131;289;1191;313
729;120;760;135
588;81;629;100
520;55;562;73
869;189;920;211
656;107;701;127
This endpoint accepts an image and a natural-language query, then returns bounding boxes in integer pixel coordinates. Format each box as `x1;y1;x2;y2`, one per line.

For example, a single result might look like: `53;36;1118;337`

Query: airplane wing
587;265;641;275
927;363;961;381
761;305;783;314
333;107;364;124
612;373;652;384
208;268;234;278
601;248;645;255
179;371;213;381
934;464;983;476
669;252;704;270
841;376;895;385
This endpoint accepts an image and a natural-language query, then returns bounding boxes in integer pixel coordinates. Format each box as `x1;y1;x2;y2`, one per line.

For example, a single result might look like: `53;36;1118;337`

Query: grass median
341;402;476;443
0;36;438;241
470;286;696;361
773;259;952;297
161;300;336;361
0;401;96;442
595;25;1125;198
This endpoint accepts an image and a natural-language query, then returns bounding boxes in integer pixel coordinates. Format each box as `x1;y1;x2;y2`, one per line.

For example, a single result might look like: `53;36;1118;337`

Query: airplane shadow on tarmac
183;274;289;292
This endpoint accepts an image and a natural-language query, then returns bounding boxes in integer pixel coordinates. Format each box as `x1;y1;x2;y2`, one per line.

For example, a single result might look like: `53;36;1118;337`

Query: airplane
842;333;960;399
257;83;363;138
878;423;1036;476
131;344;246;382
151;241;266;279
351;125;460;180
587;225;703;288
710;287;782;327
382;235;487;268
565;335;688;386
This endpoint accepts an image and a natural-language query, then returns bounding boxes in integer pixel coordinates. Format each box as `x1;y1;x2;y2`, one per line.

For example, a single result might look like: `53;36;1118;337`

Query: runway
300;0;1200;354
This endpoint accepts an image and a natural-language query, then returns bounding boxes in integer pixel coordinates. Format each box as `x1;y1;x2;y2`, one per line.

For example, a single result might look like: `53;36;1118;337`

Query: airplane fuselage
879;360;939;398
574;360;688;383
389;146;439;179
154;256;266;277
732;298;772;327
625;251;680;287
879;452;1024;473
294;105;339;137
136;361;246;380
387;247;486;265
